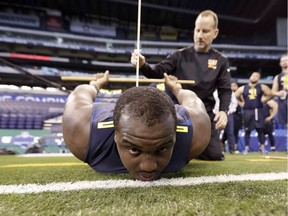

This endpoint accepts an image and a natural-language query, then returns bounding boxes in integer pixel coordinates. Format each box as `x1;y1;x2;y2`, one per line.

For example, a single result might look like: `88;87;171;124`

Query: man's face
280;55;288;74
231;82;238;92
114;114;176;181
249;72;260;84
193;15;219;53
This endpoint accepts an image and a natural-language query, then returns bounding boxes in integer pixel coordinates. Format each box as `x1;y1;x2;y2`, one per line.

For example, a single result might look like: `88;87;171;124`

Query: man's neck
249;82;257;87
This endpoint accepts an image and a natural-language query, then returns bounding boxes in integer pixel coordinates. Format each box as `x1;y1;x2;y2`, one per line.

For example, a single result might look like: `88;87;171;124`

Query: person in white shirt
213;89;238;153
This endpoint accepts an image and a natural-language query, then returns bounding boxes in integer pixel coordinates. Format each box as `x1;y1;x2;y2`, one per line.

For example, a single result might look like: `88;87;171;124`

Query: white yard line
17;153;74;157
0;172;287;194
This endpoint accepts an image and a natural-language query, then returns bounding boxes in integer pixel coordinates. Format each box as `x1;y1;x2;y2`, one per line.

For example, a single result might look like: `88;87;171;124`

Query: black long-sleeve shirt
141;46;232;113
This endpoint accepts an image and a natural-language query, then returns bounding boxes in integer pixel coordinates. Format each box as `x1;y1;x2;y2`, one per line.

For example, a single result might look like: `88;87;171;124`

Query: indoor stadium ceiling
2;0;287;44
0;0;286;89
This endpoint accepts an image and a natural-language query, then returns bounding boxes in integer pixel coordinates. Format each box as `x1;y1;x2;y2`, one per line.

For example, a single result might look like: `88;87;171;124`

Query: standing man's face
280;55;288;74
231;83;238;92
193;15;219;53
249;72;261;84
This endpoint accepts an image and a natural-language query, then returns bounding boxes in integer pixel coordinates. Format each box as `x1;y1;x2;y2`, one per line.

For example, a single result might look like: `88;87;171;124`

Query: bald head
196;10;218;29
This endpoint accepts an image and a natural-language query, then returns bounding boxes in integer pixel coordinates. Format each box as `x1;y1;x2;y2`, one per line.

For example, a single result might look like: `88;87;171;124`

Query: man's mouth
136;173;158;181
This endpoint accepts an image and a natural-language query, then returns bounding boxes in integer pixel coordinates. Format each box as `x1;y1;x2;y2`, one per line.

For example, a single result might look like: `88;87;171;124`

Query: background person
62;71;211;181
272;54;288;130
262;98;278;152
213;89;238;154
231;81;243;153
131;10;232;161
234;72;272;154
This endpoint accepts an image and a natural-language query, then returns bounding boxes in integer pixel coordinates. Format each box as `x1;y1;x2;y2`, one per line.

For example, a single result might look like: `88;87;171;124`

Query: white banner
70;19;116;37
0;12;40;27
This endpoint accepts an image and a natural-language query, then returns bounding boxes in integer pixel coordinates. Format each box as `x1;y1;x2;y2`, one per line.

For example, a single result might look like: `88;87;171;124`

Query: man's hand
131;49;145;67
164;73;182;92
214;111;228;129
89;70;109;90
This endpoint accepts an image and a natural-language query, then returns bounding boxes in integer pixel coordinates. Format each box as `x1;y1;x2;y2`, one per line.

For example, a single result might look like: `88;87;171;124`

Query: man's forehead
195;16;215;26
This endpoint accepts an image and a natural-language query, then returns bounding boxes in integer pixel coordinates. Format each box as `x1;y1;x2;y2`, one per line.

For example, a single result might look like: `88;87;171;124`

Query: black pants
197;112;224;161
221;114;236;152
233;113;243;145
263;120;275;147
243;108;265;146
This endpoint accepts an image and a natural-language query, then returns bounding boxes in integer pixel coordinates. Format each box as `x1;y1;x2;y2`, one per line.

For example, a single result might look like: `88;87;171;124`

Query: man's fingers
131;58;137;65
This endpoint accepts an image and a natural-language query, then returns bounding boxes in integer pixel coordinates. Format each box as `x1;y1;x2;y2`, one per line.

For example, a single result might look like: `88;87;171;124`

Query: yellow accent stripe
98;121;188;132
176;126;188;133
98;121;114;129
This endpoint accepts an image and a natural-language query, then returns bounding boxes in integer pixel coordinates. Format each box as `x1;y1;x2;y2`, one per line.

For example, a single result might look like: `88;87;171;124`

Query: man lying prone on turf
62;71;211;181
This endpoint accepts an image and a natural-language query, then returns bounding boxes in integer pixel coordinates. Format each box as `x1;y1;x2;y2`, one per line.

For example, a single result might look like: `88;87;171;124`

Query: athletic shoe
242;149;248;155
261;149;269;154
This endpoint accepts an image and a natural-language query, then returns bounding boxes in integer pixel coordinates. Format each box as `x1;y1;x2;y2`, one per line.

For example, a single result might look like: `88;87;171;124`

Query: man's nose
139;154;157;172
197;31;204;38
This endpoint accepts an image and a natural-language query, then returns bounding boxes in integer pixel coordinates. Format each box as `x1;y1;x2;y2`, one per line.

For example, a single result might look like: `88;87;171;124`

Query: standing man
131;10;231;161
234;72;272;154
272;54;288;130
262;98;278;152
231;82;243;152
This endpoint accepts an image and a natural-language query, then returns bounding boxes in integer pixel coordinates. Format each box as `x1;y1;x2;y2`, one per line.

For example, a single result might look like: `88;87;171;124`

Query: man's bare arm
62;71;109;161
164;73;211;159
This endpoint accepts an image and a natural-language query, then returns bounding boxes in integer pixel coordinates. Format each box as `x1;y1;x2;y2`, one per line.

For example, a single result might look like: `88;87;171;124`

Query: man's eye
158;147;167;153
129;148;140;154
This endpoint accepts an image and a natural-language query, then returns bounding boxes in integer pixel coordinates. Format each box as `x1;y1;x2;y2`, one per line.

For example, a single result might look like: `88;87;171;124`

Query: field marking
1;159;284;168
17;153;74;157
246;159;287;162
263;156;288;160
0;162;86;168
0;172;287;194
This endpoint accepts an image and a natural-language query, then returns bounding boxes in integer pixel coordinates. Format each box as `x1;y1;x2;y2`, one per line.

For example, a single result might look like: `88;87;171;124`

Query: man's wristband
90;81;100;92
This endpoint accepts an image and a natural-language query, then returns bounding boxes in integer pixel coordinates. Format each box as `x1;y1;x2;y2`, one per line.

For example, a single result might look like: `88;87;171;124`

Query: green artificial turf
0;152;287;216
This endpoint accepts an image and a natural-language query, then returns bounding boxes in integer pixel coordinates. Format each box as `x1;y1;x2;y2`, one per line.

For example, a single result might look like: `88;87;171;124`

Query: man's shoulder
211;48;228;60
91;102;115;122
177;46;194;54
175;104;192;123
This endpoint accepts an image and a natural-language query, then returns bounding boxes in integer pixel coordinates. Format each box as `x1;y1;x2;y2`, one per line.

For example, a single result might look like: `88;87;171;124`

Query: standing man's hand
131;49;145;68
214;111;228;129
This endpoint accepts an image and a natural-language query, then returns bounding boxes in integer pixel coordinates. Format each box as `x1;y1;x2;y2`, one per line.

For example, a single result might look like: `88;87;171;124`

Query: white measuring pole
136;0;142;87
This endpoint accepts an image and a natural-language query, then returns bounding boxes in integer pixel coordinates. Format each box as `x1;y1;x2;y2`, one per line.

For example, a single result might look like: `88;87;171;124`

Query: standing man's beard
250;80;258;84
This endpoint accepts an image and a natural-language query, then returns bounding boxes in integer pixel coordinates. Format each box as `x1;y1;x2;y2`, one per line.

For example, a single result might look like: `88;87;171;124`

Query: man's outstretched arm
62;70;109;161
164;73;211;159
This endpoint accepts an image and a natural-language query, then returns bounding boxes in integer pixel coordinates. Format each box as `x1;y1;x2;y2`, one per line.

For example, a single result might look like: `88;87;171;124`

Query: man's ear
213;28;219;39
114;133;118;144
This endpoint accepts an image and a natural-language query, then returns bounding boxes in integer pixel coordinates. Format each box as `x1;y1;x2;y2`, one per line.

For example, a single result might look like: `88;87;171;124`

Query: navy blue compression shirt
84;102;193;174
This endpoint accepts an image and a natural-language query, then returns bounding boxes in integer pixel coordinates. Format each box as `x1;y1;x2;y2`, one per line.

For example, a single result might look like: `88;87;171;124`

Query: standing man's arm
261;84;273;103
62;71;109;161
272;75;280;96
265;100;278;122
272;74;287;98
214;61;232;129
131;49;176;78
234;86;245;107
164;73;211;159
